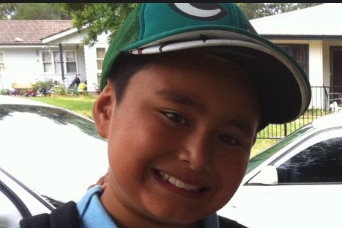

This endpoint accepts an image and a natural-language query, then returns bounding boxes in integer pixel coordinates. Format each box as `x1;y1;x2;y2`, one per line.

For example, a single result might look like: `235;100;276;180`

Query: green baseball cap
100;3;311;127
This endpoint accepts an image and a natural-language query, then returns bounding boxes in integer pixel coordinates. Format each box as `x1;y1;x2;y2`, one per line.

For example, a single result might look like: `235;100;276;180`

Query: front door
331;47;342;92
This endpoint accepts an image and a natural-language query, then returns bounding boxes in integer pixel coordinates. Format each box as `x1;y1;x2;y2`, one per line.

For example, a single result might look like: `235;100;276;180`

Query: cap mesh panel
100;5;141;91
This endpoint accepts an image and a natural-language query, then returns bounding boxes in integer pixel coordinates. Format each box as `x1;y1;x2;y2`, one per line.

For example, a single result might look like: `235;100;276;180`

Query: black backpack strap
20;201;79;228
218;215;248;228
19;213;49;228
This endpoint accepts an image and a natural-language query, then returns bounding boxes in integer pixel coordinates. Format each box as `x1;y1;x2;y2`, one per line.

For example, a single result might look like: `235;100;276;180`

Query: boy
20;3;311;228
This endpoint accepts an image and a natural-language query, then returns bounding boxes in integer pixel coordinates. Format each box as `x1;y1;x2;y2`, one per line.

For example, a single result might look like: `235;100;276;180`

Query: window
96;48;106;86
0;52;5;72
42;51;52;72
96;48;105;72
42;50;77;74
53;51;61;73
277;137;342;183
278;44;309;76
65;51;76;73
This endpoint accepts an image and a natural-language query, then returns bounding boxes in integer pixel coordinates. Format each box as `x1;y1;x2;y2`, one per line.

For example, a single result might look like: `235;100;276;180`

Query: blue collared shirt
77;185;220;228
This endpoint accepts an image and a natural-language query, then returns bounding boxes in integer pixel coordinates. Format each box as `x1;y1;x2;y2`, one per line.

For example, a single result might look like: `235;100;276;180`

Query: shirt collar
77;185;220;228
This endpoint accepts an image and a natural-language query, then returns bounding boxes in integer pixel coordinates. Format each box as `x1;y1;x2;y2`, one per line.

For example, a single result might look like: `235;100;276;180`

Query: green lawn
26;95;97;119
24;94;277;157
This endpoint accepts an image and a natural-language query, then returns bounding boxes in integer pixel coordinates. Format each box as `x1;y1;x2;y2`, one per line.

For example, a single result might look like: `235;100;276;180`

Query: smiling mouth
157;171;205;193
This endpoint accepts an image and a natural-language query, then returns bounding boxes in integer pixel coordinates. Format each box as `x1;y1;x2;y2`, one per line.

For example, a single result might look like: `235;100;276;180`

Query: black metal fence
257;86;342;139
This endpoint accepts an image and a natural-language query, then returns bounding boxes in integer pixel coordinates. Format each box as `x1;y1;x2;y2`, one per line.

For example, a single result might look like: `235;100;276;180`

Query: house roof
0;20;73;45
251;3;342;37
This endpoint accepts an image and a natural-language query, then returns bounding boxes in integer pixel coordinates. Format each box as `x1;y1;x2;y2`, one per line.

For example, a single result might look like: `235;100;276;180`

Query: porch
257;86;342;139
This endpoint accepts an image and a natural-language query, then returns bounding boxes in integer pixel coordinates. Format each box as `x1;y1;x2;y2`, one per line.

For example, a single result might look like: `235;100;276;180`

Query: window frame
96;47;105;73
96;47;106;85
0;51;5;72
41;50;77;74
273;128;342;184
65;50;77;73
277;44;309;77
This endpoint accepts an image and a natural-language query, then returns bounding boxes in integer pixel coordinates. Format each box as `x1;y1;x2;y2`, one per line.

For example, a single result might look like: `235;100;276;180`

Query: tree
59;3;137;46
11;3;71;20
60;3;322;45
0;3;17;19
236;3;266;19
237;3;323;19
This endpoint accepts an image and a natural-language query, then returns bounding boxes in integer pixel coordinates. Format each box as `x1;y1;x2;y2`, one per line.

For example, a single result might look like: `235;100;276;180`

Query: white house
0;20;109;93
2;4;342;108
251;3;342;110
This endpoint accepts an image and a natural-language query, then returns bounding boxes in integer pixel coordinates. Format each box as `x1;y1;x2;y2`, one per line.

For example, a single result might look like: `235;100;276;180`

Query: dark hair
107;53;153;104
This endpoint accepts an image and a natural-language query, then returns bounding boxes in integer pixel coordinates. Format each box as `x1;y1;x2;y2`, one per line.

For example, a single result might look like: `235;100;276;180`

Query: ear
92;81;116;138
252;134;257;146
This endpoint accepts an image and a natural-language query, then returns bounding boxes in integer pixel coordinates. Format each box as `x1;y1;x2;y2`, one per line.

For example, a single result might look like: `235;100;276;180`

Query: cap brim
125;30;311;128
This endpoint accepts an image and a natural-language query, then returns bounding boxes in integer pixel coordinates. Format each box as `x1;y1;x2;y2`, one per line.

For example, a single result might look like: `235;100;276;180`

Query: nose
177;132;212;171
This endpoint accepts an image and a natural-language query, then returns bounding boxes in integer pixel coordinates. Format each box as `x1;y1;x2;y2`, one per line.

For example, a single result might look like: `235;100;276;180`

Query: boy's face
94;53;260;227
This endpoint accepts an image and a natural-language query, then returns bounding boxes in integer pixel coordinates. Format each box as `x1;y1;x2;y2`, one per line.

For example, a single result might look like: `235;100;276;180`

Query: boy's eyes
217;134;240;146
164;112;188;125
163;111;242;146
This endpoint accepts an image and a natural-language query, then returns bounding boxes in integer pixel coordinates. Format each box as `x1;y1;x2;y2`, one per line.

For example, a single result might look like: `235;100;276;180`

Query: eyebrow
155;88;256;136
226;119;255;138
155;89;205;112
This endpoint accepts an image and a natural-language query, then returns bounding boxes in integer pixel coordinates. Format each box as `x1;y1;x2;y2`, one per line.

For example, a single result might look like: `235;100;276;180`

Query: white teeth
159;171;201;192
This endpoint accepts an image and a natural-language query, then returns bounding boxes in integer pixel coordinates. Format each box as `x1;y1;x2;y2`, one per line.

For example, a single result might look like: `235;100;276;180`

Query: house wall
270;39;327;109
0;28;105;92
43;31;87;88
84;45;97;92
270;39;342;109
0;45;87;91
322;41;331;87
83;32;109;92
269;39;325;86
322;40;342;85
270;39;342;87
0;47;44;89
309;41;324;86
60;45;86;88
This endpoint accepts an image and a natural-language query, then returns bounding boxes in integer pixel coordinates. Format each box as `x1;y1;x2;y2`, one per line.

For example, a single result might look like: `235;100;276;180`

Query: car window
276;136;342;183
247;124;313;174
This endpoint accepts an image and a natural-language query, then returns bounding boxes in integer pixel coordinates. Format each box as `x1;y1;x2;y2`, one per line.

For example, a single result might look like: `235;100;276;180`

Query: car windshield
0;104;102;139
0;104;108;202
246;123;314;174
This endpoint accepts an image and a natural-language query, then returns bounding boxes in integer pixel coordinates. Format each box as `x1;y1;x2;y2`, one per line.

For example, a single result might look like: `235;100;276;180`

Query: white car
0;166;55;228
0;95;108;226
218;112;342;228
